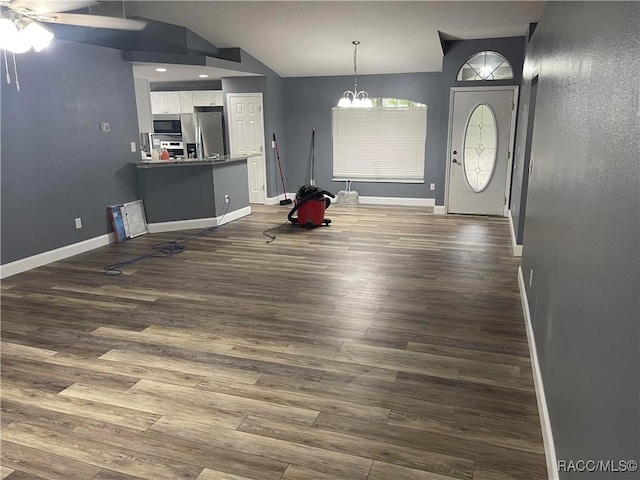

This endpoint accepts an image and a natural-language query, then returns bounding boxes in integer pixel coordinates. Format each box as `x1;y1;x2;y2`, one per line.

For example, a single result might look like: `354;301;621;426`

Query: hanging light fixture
337;40;373;108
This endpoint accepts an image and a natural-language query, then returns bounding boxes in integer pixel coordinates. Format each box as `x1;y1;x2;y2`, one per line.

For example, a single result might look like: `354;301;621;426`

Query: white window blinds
332;106;427;182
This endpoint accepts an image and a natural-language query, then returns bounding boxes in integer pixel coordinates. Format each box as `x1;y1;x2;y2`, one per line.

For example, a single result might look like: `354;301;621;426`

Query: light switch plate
100;122;111;133
130;142;137;152
75;217;82;229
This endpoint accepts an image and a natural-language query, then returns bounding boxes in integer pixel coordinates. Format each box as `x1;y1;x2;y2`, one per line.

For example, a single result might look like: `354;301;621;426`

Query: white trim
0;233;115;279
265;193;296;205
357;196;435;207
508;209;523;257
147;206;251;233
0;207;253;279
518;266;558;480
434;205;446;215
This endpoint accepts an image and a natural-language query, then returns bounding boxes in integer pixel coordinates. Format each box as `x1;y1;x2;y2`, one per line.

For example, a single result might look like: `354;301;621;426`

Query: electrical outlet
430;183;436;191
224;195;230;202
130;142;136;152
75;217;82;229
529;268;533;287
100;122;110;133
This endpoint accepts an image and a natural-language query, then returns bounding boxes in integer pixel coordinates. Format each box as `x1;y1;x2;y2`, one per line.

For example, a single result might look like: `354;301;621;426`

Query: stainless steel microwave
153;118;181;134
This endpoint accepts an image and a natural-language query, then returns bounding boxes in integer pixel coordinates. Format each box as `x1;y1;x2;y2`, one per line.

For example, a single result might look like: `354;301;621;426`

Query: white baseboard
518;266;558;480
508;209;523;257
357;196;435;207
265;193;296;205
147;206;252;233
0;233;115;279
434;205;446;215
0;207;253;279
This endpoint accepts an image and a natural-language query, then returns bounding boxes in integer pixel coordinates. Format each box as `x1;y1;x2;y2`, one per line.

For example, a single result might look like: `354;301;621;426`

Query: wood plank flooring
0;204;547;479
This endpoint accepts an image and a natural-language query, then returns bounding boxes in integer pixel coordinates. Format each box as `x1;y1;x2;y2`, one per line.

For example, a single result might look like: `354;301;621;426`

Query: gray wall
282;73;442;198
520;2;639;476
511;32;538;245
1;39;140;264
222;49;287;199
440;36;525;206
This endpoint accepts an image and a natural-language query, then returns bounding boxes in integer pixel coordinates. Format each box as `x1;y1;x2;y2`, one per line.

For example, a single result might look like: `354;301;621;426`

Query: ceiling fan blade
7;0;98;15
41;12;147;31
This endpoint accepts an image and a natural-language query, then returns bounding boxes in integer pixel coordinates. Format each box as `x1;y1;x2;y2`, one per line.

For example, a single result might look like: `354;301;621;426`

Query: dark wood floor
1;204;546;480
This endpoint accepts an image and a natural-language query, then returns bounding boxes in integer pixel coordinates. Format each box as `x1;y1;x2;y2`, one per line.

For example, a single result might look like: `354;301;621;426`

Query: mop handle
273;134;289;200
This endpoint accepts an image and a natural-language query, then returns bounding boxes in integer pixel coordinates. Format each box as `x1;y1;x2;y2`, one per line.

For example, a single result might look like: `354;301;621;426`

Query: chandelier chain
353;40;359;89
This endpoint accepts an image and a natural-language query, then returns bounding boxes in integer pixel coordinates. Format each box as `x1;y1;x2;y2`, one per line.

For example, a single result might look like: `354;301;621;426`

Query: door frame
444;86;519;217
227;92;267;204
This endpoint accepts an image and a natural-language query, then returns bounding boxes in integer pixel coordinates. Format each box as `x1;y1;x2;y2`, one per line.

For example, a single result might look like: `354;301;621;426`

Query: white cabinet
193;90;224;107
180;91;194;113
150;91;182;114
151;90;224;114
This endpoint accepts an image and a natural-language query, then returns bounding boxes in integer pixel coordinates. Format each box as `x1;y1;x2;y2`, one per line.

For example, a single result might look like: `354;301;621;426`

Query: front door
447;87;517;216
227;93;266;204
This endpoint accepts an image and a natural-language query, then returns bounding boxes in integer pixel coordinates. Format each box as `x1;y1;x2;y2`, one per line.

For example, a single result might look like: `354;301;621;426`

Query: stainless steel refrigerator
180;112;225;157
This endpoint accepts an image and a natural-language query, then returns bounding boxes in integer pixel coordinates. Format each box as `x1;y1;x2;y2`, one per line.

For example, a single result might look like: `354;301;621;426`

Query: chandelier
337;40;372;108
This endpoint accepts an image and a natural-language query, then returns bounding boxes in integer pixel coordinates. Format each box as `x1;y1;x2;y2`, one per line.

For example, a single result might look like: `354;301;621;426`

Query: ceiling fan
0;0;147;32
1;1;146;90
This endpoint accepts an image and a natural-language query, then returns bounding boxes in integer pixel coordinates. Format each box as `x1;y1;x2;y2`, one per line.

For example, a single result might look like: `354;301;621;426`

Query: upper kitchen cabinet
193;90;224;107
180;91;194;113
150;91;182;114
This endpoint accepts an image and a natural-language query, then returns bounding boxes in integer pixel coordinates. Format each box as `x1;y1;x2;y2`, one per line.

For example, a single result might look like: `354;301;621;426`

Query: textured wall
521;2;639;476
1;39;140;264
282;73;442;198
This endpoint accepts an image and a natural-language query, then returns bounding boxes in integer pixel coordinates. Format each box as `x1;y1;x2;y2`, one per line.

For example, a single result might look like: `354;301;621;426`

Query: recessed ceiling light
155;67;167;72
198;74;209;78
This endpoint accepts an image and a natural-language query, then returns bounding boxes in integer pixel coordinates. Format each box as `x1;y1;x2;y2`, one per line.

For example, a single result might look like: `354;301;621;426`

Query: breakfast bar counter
131;155;253;226
130;155;251;169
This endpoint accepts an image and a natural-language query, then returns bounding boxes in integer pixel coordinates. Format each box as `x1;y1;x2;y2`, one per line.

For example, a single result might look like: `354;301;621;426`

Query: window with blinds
332;104;427;183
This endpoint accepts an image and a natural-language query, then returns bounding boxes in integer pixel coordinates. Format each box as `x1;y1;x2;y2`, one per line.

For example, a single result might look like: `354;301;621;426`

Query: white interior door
447;88;517;216
227;93;266;204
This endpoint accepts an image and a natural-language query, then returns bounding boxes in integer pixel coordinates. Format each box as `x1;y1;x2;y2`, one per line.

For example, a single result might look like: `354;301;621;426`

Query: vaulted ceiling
125;1;547;78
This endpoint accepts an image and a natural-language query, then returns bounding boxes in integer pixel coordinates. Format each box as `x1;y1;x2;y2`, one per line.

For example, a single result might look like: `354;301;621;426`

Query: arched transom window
457;51;514;81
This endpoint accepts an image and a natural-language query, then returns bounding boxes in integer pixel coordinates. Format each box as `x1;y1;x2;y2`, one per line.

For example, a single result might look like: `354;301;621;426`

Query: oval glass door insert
463;104;497;192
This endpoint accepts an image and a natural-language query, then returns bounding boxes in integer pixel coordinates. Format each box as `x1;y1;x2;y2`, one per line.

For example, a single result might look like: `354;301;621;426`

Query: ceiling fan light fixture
4;27;31;54
0;17;17;49
24;21;53;52
0;16;54;53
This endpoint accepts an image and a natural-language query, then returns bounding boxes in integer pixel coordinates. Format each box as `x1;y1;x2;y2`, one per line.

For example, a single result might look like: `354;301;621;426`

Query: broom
272;133;292;205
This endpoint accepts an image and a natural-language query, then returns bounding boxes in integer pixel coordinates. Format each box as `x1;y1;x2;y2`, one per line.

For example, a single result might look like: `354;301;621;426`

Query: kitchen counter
130;154;258;168
133;154;252;226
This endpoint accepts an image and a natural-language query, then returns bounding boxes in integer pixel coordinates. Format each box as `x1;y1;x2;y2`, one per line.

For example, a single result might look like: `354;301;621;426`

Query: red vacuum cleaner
288;184;334;229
